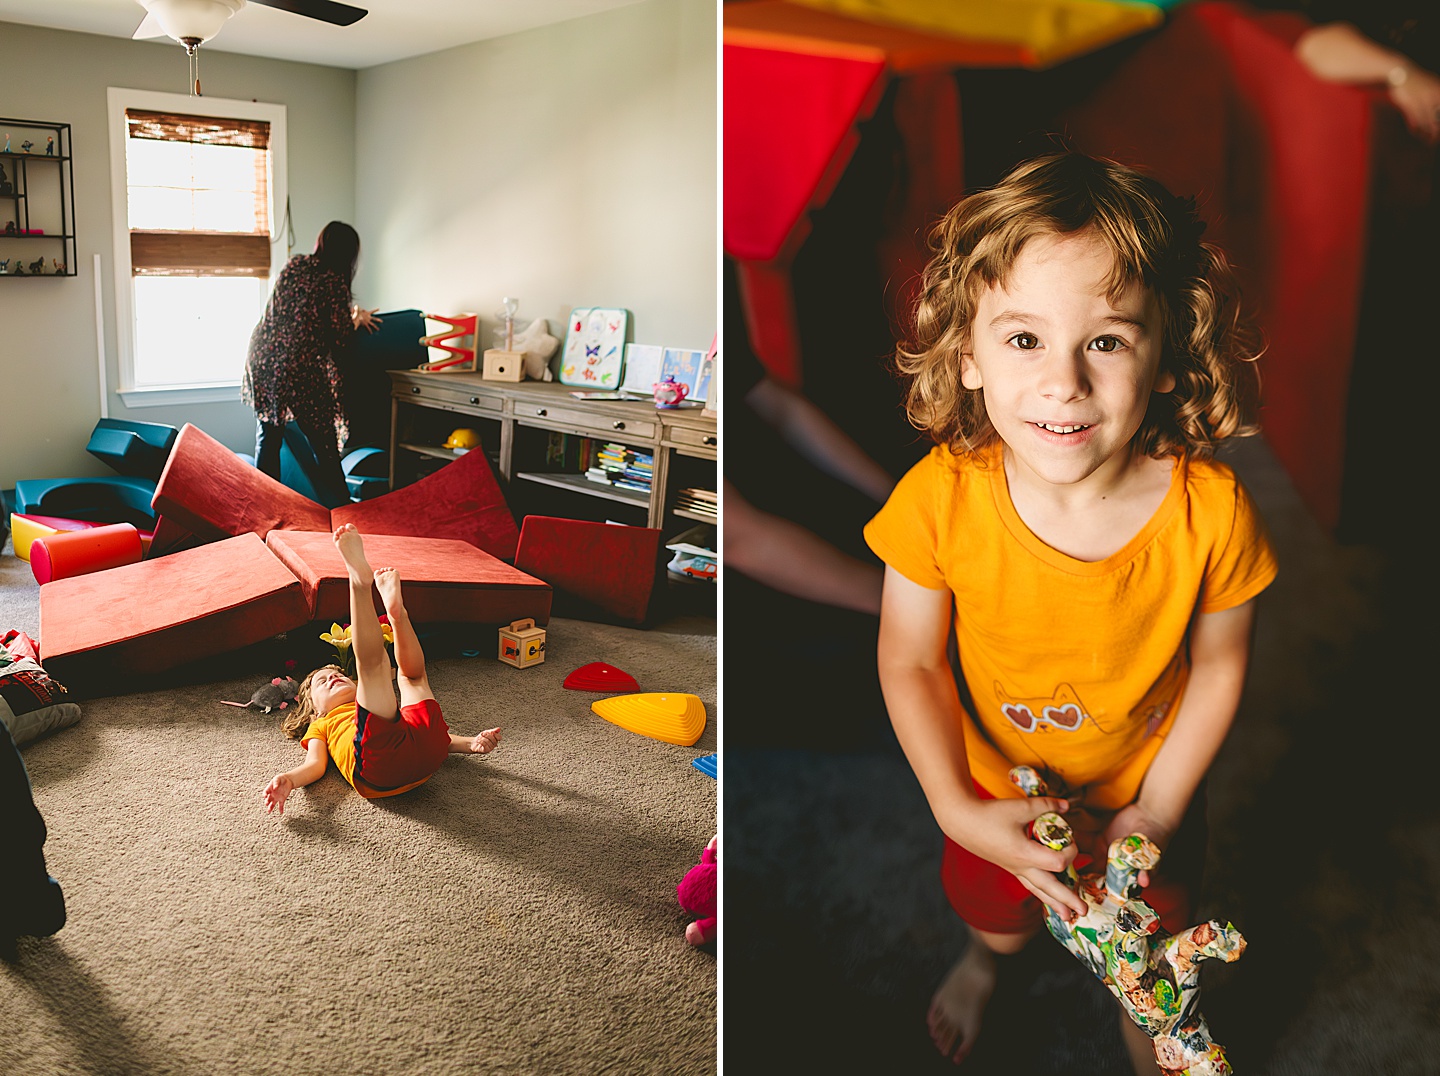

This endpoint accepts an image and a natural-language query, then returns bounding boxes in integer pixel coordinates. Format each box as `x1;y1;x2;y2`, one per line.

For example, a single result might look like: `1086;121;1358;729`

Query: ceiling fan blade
248;0;367;26
132;11;169;39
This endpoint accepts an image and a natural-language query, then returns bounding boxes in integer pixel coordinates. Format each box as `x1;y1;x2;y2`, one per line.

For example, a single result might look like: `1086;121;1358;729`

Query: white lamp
133;0;246;46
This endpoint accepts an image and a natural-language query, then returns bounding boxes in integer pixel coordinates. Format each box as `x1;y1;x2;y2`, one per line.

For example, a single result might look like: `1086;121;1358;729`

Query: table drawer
665;425;718;452
396;381;505;414
518;402;657;440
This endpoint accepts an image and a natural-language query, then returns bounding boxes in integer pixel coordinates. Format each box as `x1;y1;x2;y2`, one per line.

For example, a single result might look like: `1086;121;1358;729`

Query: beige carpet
0;548;717;1076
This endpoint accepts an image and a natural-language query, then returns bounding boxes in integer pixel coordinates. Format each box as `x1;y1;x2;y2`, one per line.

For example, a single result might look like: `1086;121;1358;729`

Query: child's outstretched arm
263;738;328;815
877;566;1086;920
448;728;501;754
1105;599;1258;878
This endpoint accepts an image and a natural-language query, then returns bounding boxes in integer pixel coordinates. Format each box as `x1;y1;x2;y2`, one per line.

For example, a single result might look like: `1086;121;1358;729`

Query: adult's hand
352;306;383;333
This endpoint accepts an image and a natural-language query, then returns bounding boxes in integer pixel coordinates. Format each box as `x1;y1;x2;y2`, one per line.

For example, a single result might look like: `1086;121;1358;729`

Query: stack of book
585;442;653;495
674;487;717;520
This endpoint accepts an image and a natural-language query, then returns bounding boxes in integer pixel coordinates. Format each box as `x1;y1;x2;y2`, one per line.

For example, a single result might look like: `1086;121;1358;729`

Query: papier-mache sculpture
1009;765;1246;1076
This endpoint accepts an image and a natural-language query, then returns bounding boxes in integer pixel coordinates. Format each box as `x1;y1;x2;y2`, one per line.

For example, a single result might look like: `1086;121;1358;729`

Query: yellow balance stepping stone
591;692;706;747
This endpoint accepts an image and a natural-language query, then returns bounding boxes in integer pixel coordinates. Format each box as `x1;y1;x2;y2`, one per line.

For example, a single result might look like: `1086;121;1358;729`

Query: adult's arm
1295;21;1440;142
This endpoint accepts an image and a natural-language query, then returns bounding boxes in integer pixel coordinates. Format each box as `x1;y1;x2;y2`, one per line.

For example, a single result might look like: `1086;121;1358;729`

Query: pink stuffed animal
676;834;717;945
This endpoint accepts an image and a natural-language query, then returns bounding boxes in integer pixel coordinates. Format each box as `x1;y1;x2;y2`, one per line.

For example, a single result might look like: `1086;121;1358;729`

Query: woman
241;220;381;507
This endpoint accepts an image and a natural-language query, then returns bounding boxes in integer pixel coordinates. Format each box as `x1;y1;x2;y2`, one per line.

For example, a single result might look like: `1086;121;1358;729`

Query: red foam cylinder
31;523;144;585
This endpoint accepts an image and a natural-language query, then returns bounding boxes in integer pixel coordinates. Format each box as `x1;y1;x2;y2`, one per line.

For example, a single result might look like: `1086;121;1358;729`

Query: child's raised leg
372;560;433;710
332;523;397;719
928;923;1034;1065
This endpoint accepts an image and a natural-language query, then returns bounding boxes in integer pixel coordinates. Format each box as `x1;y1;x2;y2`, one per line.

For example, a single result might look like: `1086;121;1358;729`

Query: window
107;89;287;406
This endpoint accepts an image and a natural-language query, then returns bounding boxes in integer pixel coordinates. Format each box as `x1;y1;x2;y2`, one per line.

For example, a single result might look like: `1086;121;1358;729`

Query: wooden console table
387;372;718;531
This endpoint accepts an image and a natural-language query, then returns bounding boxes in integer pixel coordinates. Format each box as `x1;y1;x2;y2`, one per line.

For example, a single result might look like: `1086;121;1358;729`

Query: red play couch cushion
151;423;332;541
151;423;520;561
513;515;662;626
38;532;311;686
264;530;551;625
332;445;520;562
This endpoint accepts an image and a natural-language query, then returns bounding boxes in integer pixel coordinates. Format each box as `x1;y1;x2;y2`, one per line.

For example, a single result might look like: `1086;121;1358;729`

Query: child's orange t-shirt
864;443;1277;811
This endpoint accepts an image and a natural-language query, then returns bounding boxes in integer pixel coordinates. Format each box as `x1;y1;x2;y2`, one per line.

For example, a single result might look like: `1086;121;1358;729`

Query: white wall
0;21;355;489
355;0;717;358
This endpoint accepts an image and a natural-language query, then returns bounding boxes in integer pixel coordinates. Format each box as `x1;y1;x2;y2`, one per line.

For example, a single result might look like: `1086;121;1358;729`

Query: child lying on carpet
263;523;500;813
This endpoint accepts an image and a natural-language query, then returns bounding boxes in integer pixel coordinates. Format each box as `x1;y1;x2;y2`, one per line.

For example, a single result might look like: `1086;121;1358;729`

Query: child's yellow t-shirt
863;442;1277;811
301;702;431;799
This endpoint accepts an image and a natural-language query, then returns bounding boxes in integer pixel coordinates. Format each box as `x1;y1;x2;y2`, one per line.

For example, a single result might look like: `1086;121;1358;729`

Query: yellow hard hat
443;428;480;450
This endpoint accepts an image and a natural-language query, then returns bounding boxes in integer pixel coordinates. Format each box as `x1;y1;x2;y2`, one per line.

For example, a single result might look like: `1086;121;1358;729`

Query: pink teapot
652;374;689;410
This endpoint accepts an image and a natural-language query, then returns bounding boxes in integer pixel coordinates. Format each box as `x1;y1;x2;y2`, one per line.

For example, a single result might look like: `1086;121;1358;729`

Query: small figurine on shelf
3;220;15;236
53;259;65;275
12;258;24;275
0;163;10;195
19;139;33;154
45;136;53;156
28;256;46;275
653;374;689;410
0;259;9;275
2;133;9;153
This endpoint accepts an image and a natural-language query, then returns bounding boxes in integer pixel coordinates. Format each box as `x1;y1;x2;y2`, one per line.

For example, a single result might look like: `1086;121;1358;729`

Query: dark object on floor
219;676;300;714
0;717;66;955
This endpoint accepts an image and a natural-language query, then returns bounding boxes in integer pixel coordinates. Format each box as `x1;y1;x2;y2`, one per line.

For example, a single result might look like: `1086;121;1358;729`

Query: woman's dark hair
313;220;360;285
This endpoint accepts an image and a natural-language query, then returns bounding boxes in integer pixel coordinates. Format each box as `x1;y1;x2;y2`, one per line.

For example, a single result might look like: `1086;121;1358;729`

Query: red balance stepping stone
563;662;639;693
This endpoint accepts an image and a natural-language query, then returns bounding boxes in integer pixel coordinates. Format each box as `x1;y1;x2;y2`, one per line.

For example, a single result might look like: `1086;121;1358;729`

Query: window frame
107;87;288;408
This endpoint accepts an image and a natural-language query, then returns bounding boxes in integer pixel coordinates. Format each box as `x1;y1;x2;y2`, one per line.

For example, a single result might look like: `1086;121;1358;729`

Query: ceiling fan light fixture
140;0;246;46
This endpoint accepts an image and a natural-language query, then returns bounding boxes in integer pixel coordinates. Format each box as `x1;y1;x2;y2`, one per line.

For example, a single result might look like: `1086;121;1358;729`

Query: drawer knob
469;396;480;404
613;421;626;431
411;386;421;394
703;435;717;446
535;407;547;417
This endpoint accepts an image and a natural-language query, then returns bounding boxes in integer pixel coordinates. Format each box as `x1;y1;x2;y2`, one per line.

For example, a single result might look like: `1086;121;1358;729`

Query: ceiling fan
133;0;369;95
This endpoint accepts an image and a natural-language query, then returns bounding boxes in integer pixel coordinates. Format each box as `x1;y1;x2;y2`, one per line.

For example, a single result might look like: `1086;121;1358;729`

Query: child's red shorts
351;698;451;798
940;781;1206;936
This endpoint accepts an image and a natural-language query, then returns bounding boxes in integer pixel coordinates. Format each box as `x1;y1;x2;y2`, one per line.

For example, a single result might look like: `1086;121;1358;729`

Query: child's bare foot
373;566;405;613
469;727;501;754
332;523;372;582
927;939;996;1065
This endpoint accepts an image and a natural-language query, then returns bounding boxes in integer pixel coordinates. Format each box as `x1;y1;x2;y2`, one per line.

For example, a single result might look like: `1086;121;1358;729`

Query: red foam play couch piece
513;515;662;626
39;532;312;685
264;530;552;626
151;423;520;560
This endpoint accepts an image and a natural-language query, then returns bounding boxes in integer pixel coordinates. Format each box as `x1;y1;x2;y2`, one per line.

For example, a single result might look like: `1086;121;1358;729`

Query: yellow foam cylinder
591;692;707;747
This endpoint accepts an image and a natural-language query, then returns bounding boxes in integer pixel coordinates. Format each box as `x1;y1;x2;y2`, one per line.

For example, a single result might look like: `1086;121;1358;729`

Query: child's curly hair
282;664;344;739
896;149;1263;460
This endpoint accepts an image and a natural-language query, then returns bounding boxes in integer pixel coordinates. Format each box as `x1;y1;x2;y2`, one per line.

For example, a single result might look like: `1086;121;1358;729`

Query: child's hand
1102;803;1175;889
951;796;1087;921
263;773;294;815
468;727;501;754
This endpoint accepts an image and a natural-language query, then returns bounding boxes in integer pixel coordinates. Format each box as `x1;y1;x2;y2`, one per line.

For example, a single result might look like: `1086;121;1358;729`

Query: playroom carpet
725;433;1440;1075
0;553;716;1076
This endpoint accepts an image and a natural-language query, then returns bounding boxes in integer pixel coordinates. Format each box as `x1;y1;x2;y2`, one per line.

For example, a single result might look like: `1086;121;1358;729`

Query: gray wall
0;0;716;493
0;21;356;489
356;0;717;356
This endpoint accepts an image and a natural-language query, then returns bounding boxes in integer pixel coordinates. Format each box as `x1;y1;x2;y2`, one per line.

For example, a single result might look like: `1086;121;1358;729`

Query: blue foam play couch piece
85;419;178;481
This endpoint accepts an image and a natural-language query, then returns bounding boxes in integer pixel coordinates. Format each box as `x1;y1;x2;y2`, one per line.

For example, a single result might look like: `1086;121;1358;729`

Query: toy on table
652;374;689;410
562;661;639;693
1010;765;1245;1076
498;618;546;669
417;312;479;373
220;676;300;714
676;835;717;946
481;297;526;382
591;692;706;746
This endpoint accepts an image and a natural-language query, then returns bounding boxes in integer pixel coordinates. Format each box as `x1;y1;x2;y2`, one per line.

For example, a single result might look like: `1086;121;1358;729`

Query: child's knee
397;672;432;702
